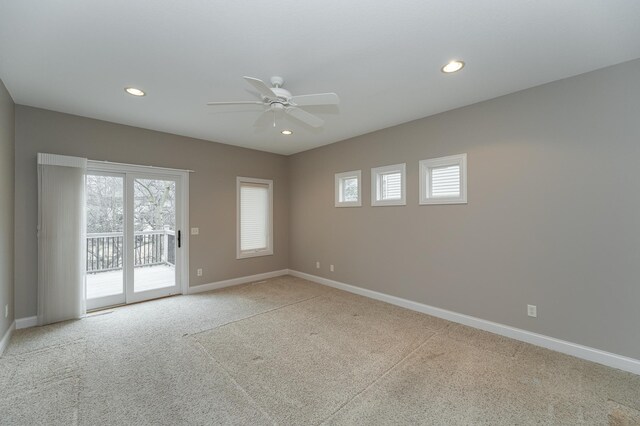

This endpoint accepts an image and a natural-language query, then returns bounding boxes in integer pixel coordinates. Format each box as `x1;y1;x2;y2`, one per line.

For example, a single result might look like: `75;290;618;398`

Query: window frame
371;163;406;206
236;176;274;259
335;170;362;207
419;153;467;205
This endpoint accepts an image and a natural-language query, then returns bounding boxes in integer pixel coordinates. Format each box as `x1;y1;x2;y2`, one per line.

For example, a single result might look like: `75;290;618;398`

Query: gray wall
14;106;289;319
289;59;640;360
0;80;15;338
11;59;640;360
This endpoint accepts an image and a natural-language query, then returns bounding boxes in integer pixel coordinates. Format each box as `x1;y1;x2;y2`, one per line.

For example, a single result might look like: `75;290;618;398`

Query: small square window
419;154;467;205
335;170;361;207
371;163;406;206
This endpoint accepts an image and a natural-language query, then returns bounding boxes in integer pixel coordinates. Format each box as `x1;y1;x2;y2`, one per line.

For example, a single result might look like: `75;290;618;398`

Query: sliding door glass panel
86;174;125;302
133;178;176;293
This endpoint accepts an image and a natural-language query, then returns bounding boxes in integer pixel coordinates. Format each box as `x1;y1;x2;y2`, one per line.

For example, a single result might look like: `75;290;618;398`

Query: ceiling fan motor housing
270;87;291;102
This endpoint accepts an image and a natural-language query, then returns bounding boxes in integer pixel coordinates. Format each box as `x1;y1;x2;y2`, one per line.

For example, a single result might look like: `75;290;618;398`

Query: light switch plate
191;227;199;235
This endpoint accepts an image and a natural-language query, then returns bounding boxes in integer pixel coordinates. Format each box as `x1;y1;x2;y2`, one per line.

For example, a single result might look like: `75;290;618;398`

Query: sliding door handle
177;230;181;248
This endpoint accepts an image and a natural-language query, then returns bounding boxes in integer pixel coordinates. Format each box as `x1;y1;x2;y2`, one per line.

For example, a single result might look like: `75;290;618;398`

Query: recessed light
125;87;145;96
441;60;465;73
281;130;293;135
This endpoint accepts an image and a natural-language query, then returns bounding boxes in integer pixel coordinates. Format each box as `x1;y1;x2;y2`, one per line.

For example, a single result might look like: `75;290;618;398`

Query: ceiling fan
206;76;339;128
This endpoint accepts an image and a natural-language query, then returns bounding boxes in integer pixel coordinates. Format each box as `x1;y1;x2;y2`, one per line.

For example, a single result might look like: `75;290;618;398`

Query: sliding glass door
126;175;181;304
86;169;185;310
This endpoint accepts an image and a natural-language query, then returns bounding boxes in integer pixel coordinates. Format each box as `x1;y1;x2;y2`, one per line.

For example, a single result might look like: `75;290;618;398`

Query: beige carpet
1;276;638;425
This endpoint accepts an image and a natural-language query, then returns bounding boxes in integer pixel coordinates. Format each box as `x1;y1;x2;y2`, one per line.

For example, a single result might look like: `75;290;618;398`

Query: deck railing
86;229;175;273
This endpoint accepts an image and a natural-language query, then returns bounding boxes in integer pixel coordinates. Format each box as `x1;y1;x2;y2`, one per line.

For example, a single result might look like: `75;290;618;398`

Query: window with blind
237;177;273;258
371;163;406;206
335;170;362;207
419;154;467;205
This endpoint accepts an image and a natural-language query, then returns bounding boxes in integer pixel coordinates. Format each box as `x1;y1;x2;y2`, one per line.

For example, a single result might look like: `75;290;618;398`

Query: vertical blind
240;183;269;252
380;172;402;200
37;153;87;325
430;165;461;198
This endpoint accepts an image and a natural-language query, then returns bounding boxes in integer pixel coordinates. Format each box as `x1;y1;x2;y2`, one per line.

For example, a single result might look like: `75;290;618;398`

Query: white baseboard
1;321;15;355
187;269;289;295
15;316;38;330
289;270;640;376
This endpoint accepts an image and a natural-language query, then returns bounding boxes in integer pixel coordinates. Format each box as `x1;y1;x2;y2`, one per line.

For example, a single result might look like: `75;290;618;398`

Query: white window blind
381;172;402;200
240;184;268;251
430;165;460;198
237;177;273;258
419;154;467;205
371;163;406;206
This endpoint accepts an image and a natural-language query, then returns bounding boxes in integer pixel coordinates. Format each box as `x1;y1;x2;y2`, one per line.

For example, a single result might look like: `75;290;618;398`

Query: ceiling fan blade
290;93;340;106
285;107;324;128
206;101;264;106
243;76;277;99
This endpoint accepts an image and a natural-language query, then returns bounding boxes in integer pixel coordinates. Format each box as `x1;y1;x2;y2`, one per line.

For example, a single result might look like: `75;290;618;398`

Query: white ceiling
1;1;639;155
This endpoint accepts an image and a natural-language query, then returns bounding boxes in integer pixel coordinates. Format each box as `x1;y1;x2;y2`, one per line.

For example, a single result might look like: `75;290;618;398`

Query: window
419;154;467;205
335;170;361;207
371;163;406;206
237;177;273;258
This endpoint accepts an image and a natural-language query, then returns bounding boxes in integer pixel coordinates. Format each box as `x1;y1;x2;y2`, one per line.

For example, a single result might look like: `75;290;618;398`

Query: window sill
236;249;274;259
335;201;362;208
419;198;467;205
372;199;406;207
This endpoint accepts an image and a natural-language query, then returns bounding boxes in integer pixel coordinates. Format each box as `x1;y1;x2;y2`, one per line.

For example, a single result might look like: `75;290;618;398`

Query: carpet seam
0;340;86;425
192;339;277;425
187;294;325;338
318;331;440;425
2;337;86;359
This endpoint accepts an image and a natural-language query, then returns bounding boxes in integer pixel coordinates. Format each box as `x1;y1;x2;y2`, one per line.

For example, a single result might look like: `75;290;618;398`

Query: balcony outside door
126;174;181;304
86;172;126;310
86;167;187;311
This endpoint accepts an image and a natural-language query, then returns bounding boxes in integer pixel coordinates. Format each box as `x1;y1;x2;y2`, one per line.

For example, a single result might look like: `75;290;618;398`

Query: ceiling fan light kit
207;76;340;129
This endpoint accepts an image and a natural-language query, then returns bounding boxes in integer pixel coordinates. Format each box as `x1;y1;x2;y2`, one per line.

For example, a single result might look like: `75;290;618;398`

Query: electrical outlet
527;304;537;318
197;268;203;277
191;227;199;235
4;304;7;319
330;264;334;272
316;261;320;269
